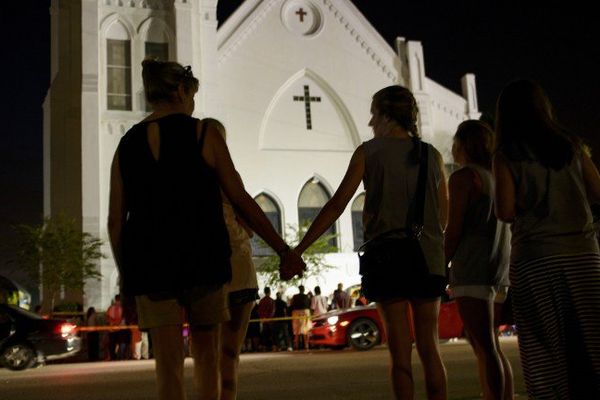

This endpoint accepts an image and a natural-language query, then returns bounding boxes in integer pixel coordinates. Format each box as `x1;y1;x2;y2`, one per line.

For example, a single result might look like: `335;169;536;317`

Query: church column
81;0;103;309
44;1;60;218
173;0;194;67
195;0;219;117
461;73;481;119
394;37;409;88
397;39;434;142
173;0;218;117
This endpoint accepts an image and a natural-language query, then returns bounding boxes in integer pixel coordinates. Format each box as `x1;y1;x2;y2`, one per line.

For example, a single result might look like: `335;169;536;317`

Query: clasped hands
278;248;306;281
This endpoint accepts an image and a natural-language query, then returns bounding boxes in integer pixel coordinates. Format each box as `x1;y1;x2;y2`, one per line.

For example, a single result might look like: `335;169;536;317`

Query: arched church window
143;20;170;110
250;193;282;256
106;22;132;111
143;42;169;111
144;19;170;61
298;179;337;251
351;193;365;251
145;42;168;61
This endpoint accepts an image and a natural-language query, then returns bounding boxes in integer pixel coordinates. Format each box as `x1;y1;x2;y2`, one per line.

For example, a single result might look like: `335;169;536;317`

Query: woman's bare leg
150;325;186;400
377;300;415;400
411;298;447;400
220;301;253;400
493;302;514;400
456;297;504;400
190;324;221;400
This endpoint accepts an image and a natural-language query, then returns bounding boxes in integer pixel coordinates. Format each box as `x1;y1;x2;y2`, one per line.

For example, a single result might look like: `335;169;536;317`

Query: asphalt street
0;337;524;400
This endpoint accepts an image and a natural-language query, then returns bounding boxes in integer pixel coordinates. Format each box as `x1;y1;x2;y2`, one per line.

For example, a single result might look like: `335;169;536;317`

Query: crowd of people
243;283;357;353
103;57;600;400
83;283;358;361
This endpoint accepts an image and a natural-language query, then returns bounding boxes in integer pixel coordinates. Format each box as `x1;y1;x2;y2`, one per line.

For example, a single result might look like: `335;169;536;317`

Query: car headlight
327;316;339;325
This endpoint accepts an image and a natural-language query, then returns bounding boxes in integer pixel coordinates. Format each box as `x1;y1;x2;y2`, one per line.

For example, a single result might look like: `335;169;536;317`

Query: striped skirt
511;252;600;399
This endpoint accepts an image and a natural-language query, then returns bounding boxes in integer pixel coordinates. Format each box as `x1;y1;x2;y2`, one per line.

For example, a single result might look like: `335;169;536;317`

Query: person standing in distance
493;79;600;399
445;120;513;400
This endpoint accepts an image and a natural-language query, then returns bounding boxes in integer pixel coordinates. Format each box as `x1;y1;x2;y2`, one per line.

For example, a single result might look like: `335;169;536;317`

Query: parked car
310;297;464;351
0;304;80;370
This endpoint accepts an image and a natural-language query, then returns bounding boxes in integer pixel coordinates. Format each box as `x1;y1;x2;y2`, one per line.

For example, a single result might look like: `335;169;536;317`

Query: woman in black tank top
108;60;305;400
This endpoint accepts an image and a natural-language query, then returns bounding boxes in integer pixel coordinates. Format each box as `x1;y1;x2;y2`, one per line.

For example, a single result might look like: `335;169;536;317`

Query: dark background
1;1;599;294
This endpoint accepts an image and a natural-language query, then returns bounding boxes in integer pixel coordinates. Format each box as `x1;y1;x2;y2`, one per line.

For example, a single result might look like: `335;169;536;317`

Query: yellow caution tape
77;315;315;332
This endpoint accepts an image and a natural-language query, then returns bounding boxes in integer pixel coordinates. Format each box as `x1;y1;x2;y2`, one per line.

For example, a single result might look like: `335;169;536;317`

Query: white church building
44;0;480;310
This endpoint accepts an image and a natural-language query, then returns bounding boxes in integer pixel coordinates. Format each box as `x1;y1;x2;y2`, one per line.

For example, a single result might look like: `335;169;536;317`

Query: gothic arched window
351;193;365;251
145;42;168;61
251;193;282;256
106;21;132;110
140;20;171;111
298;179;337;250
144;19;170;61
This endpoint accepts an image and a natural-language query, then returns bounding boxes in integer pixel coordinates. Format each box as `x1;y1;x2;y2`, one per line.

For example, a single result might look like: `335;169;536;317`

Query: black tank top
118;114;231;296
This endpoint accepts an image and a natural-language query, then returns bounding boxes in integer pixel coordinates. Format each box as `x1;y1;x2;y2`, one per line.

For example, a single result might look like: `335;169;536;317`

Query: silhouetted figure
493;79;600;399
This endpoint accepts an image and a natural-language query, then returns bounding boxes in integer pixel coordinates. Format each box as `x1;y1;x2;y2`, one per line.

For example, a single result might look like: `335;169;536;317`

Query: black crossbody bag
357;142;429;280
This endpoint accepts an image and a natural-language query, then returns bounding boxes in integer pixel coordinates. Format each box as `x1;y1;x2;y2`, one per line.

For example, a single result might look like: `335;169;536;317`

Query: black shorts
361;272;447;302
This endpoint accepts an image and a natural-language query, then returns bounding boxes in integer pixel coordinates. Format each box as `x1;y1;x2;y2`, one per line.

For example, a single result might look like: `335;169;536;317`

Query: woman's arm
580;151;600;205
435;149;449;228
295;146;365;255
444;168;474;264
231;171;254;238
107;152;126;273
202;124;289;255
492;153;517;222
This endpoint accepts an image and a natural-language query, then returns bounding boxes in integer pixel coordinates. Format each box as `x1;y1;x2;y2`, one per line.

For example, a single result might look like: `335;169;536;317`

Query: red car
309;297;464;351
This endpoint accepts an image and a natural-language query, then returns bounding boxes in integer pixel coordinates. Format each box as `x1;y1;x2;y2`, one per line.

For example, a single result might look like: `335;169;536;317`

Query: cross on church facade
295;8;307;22
293;85;321;130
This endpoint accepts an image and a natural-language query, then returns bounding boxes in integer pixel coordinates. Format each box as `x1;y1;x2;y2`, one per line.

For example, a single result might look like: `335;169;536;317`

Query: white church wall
89;4;178;308
215;0;401;291
426;77;469;161
82;1;104;308
47;0;479;309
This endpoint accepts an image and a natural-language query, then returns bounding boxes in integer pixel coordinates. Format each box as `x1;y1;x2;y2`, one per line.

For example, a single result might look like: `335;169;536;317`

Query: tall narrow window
107;39;132;110
143;42;169;110
251;194;282;256
145;42;168;61
298;179;337;250
351;193;365;251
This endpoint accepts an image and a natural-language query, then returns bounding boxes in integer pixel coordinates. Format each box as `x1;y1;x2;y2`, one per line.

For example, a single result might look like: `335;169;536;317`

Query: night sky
1;1;599;292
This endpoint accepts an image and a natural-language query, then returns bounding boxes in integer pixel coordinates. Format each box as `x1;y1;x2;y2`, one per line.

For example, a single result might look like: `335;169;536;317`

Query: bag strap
412;141;429;236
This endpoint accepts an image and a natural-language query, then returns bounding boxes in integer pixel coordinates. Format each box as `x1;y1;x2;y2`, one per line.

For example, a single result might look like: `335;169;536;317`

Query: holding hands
278;248;306;281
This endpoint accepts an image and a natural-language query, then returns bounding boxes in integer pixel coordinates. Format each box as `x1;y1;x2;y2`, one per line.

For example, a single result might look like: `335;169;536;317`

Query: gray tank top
362;137;445;276
505;151;598;264
449;165;510;286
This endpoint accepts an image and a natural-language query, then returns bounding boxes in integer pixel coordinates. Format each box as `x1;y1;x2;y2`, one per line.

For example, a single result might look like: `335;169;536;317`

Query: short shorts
361;272;447;302
136;285;230;330
450;285;509;304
